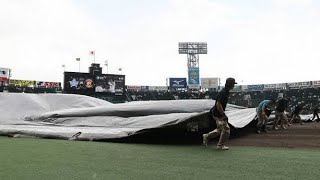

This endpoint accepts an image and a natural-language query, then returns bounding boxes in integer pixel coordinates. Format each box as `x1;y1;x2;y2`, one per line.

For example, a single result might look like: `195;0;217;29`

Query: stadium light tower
178;42;207;89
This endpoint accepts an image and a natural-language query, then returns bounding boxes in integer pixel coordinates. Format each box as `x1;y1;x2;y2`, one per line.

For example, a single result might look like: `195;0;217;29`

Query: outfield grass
1;136;319;180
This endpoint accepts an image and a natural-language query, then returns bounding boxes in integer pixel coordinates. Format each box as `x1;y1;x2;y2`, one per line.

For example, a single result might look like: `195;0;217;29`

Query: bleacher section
2;80;320;111
126;86;320;114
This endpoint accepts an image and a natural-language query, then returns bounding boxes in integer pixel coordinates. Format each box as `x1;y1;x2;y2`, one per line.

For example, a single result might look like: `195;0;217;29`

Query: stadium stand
1;80;320;113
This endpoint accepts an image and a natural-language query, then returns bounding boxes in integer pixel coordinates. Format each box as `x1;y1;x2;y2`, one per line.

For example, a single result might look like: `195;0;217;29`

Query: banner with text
263;83;286;90
126;86;142;91
0;67;9;81
200;78;219;89
312;81;320;87
148;86;168;92
9;79;35;87
36;81;61;88
247;84;264;91
287;81;311;89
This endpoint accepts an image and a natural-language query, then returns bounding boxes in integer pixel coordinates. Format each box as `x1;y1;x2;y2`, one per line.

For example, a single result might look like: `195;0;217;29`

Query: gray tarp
0;93;267;141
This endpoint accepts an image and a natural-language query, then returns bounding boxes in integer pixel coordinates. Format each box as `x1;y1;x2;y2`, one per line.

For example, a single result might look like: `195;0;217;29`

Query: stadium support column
187;53;200;90
187;54;199;68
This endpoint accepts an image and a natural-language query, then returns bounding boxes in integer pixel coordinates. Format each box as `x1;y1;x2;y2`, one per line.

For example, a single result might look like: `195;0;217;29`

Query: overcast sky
1;0;320;86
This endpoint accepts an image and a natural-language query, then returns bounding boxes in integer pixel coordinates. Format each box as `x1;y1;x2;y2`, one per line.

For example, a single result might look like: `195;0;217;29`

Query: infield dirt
228;121;320;149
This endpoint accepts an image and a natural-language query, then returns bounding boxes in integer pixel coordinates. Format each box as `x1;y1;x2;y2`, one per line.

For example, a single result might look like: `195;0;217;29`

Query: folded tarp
0;93;258;141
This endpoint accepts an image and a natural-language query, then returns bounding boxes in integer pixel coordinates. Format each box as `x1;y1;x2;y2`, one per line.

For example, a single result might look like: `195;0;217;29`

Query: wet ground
228;121;320;148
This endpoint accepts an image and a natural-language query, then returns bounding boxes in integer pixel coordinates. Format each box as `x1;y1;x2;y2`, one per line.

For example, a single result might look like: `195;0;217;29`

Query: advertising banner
188;84;200;89
64;72;94;94
0;67;9;81
263;83;286;90
169;78;187;88
36;81;60;88
248;84;264;91
95;74;125;95
9;79;35;87
275;83;286;89
263;84;276;89
126;86;142;91
148;86;168;92
188;67;199;86
287;81;311;89
200;78;219;89
312;81;320;87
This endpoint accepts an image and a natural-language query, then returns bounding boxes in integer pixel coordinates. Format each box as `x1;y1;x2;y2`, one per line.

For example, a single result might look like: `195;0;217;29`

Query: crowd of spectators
2;84;319;113
127;87;320;114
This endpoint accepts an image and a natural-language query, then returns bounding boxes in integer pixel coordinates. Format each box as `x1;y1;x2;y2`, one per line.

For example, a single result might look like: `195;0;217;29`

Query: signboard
64;72;94;94
9;79;35;87
287;81;311;89
276;83;286;89
95;74;125;95
36;81;60;88
188;67;199;88
148;86;168;92
248;84;264;91
312;81;320;87
0;77;7;81
169;78;187;88
126;86;142;91
188;84;200;89
0;67;9;81
200;78;219;89
263;83;286;90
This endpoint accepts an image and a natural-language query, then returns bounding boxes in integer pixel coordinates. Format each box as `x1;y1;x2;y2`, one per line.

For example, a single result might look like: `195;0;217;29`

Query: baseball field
1;122;320;180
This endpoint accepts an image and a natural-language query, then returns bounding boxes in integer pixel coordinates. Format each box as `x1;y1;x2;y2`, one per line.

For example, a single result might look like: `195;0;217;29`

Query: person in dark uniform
312;105;319;122
289;102;304;125
202;77;237;150
274;97;291;130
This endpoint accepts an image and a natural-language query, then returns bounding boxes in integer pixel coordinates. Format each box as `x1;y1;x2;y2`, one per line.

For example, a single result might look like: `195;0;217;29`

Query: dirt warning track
228;122;320;149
